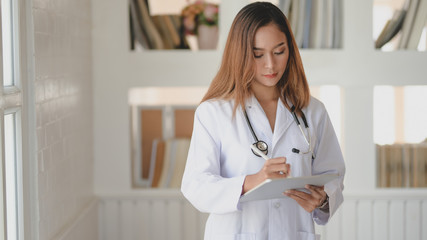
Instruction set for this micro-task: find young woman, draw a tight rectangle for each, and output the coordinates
[181,2,345,239]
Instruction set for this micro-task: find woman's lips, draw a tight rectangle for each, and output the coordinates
[263,73,278,78]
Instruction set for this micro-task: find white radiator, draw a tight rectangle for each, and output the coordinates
[98,190,427,240]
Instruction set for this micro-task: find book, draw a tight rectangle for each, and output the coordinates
[332,0,343,48]
[384,145,392,187]
[302,0,313,48]
[240,174,340,202]
[375,10,406,49]
[129,0,151,49]
[295,0,307,47]
[279,0,292,19]
[399,0,420,49]
[376,143,427,188]
[407,0,427,49]
[135,0,164,49]
[169,15,190,49]
[322,0,334,48]
[376,144,387,188]
[413,143,427,187]
[391,146,403,187]
[163,15,181,47]
[153,138,191,188]
[169,138,191,188]
[129,5,136,50]
[152,15,175,49]
[157,139,173,187]
[309,0,324,48]
[290,0,300,39]
[402,144,412,188]
[149,139,166,187]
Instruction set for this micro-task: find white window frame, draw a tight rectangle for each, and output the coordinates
[1,0,37,239]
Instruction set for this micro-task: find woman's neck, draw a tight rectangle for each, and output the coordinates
[250,85,280,132]
[251,85,279,104]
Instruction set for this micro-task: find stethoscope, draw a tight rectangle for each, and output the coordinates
[244,105,315,159]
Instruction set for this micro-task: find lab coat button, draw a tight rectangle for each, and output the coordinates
[274,202,281,208]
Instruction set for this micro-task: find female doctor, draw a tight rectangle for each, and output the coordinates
[181,2,345,240]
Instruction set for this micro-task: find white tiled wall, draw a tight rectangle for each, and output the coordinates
[32,0,96,239]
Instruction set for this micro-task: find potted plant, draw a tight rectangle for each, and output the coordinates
[182,1,219,49]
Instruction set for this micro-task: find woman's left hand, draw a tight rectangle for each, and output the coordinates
[284,185,327,213]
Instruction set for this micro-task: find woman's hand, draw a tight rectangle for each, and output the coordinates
[242,157,290,194]
[284,185,327,213]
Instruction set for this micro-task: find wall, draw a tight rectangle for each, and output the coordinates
[32,0,96,239]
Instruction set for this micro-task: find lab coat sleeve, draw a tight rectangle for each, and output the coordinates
[310,102,346,225]
[181,102,246,214]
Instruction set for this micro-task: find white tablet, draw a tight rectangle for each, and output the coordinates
[240,174,340,202]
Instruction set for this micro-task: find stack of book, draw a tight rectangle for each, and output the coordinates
[376,142,427,188]
[148,138,191,188]
[129,0,189,50]
[375,0,427,50]
[278,0,343,49]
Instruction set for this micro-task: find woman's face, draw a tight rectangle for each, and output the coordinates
[252,23,289,89]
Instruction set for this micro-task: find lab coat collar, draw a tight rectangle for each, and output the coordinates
[273,99,294,148]
[245,95,294,151]
[245,95,273,142]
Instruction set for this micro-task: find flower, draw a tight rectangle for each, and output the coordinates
[182,1,219,35]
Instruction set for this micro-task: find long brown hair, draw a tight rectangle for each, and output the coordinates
[202,2,310,116]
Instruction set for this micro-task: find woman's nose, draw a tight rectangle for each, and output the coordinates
[264,54,274,69]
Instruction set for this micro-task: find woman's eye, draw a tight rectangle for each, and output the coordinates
[254,54,263,58]
[274,50,285,55]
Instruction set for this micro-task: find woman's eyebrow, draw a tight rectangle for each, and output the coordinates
[253,42,285,50]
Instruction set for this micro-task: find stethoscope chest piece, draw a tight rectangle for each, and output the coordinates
[244,109,269,158]
[252,141,268,157]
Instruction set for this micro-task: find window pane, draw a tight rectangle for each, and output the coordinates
[4,113,18,239]
[374,86,395,144]
[1,0,14,87]
[310,85,342,143]
[374,85,427,144]
[404,86,427,143]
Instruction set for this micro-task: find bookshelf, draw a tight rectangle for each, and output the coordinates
[92,0,427,194]
[129,0,220,50]
[372,0,427,188]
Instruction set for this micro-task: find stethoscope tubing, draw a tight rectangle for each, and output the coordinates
[244,110,259,142]
[245,105,314,159]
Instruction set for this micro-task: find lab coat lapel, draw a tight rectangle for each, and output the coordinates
[272,99,293,149]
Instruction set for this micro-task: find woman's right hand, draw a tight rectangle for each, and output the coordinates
[242,157,290,194]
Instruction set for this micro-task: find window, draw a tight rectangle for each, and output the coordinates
[374,86,427,144]
[2,0,14,86]
[129,87,205,188]
[374,86,427,188]
[1,0,24,238]
[4,111,23,239]
[311,85,342,143]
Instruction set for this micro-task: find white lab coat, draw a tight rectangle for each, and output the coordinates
[181,95,345,240]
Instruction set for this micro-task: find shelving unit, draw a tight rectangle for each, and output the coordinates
[93,0,427,198]
[129,0,427,191]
